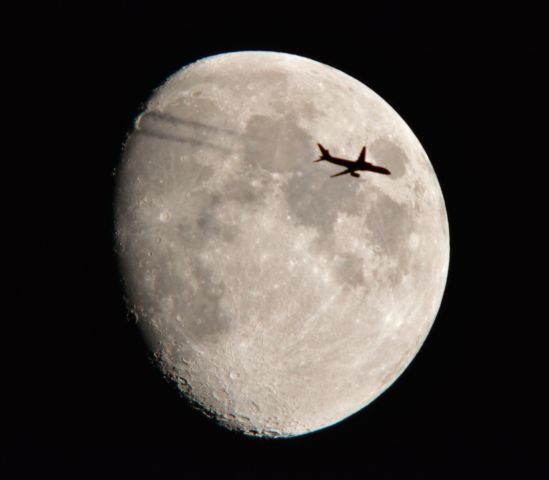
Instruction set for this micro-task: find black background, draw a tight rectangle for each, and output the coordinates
[9,2,544,479]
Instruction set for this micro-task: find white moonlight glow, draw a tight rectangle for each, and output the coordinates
[115,51,449,437]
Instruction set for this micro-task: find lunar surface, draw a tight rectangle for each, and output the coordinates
[114,51,449,437]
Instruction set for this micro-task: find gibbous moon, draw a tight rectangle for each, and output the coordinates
[115,51,449,437]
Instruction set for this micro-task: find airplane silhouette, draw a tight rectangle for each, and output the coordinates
[314,144,391,178]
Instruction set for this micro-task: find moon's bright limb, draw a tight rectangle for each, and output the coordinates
[115,51,449,437]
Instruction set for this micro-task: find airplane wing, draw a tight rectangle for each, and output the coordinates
[357,146,366,163]
[330,169,351,178]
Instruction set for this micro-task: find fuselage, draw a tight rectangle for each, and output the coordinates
[324,156,391,175]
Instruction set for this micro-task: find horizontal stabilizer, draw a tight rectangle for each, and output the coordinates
[316,143,331,161]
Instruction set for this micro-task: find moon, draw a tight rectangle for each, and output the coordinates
[114,51,449,437]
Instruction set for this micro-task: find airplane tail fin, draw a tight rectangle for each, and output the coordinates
[315,143,330,162]
[357,146,367,164]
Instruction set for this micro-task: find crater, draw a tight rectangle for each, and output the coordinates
[159,209,172,222]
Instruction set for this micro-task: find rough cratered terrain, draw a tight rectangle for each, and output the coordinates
[115,51,449,437]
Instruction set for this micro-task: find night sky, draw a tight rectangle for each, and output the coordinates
[9,2,543,479]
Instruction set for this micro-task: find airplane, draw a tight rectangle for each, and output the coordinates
[314,143,391,178]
